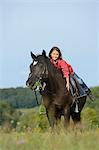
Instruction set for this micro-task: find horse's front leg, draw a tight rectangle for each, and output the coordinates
[46,104,56,129]
[42,96,56,128]
[63,107,71,128]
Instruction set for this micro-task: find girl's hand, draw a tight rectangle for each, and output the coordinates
[66,83,70,91]
[66,77,70,92]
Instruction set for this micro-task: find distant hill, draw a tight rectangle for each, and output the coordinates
[0,87,41,108]
[0,86,99,109]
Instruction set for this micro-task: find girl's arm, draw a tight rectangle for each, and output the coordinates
[66,76,70,91]
[59,60,70,91]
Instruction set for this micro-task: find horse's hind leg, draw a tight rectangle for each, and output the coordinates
[71,112,82,129]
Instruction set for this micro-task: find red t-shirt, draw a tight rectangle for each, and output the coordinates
[50,58,74,78]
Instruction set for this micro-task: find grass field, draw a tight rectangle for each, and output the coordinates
[0,127,99,150]
[0,105,99,150]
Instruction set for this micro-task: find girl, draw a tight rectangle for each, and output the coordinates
[49,46,91,98]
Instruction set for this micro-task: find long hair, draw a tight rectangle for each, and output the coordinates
[49,46,62,59]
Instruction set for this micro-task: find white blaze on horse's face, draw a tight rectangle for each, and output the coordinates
[33,61,38,66]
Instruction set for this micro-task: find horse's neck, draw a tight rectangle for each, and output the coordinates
[46,59,60,76]
[46,59,65,91]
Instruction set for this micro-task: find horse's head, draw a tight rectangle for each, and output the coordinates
[26,50,48,89]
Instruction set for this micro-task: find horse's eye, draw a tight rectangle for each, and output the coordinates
[33,61,38,66]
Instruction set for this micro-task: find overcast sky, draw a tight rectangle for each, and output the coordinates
[0,0,98,88]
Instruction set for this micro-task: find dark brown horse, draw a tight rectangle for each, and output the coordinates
[26,50,86,128]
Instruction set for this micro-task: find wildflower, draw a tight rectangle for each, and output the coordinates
[17,138,25,145]
[17,122,20,125]
[11,120,14,124]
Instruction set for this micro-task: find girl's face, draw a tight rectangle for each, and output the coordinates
[50,50,59,61]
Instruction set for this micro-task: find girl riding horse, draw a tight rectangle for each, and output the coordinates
[49,46,92,99]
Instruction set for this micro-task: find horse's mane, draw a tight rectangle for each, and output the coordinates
[45,57,65,81]
[37,54,64,81]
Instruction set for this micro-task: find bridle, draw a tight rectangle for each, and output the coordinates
[31,60,49,105]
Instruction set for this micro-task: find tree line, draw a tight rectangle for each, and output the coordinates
[0,87,41,108]
[0,86,99,109]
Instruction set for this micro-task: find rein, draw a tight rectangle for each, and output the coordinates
[34,90,40,105]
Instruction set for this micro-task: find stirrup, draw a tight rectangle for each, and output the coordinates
[76,94,87,99]
[72,92,79,99]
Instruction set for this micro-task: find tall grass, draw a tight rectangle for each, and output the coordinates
[0,127,99,150]
[0,106,99,150]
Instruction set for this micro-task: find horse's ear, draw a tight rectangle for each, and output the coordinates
[30,52,37,60]
[42,50,47,58]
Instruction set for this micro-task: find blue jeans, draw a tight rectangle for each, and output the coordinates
[70,72,90,97]
[73,72,90,92]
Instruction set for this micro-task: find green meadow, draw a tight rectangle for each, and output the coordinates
[0,106,99,150]
[0,127,99,150]
[0,86,99,150]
